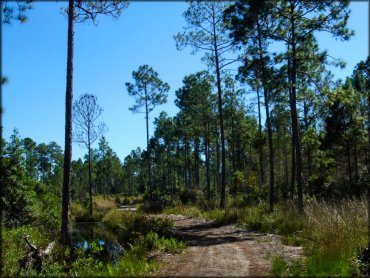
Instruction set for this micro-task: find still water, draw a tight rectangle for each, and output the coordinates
[70,222,124,264]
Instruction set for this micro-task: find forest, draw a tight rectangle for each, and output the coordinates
[1,0,370,277]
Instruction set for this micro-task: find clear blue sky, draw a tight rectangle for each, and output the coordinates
[2,1,368,161]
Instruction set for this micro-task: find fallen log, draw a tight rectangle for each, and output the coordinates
[18,235,55,274]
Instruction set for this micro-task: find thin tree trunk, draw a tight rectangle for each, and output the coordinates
[194,138,200,190]
[88,143,93,215]
[61,0,74,247]
[304,102,313,195]
[353,141,359,182]
[231,109,237,195]
[257,22,274,212]
[288,56,296,198]
[256,81,265,186]
[283,128,289,200]
[208,6,226,208]
[214,53,226,208]
[145,97,152,197]
[205,121,211,200]
[185,138,190,191]
[215,118,220,194]
[291,29,304,212]
[346,140,352,184]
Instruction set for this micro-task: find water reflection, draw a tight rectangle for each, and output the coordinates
[70,222,124,265]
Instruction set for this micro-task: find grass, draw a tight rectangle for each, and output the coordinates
[272,256,288,277]
[163,204,203,218]
[93,195,119,210]
[72,194,121,222]
[302,197,367,276]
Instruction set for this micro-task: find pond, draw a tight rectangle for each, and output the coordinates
[70,222,124,265]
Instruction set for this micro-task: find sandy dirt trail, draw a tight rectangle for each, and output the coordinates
[152,215,302,277]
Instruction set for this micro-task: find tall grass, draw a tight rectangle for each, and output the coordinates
[303,197,367,276]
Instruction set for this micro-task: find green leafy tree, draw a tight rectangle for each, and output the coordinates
[352,56,370,271]
[353,58,370,176]
[175,71,215,197]
[22,137,38,180]
[321,79,366,195]
[123,148,144,195]
[125,65,169,198]
[153,112,178,194]
[95,136,123,195]
[1,130,31,227]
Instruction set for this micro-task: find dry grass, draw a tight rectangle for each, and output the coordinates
[302,197,368,276]
[305,197,367,252]
[92,195,118,211]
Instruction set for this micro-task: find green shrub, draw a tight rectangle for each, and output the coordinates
[179,189,202,205]
[102,210,174,245]
[144,231,185,253]
[74,211,104,222]
[29,190,61,236]
[141,192,172,213]
[3,226,53,276]
[156,237,186,253]
[106,244,157,276]
[70,242,107,276]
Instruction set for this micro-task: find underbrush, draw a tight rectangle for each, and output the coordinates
[4,208,184,277]
[2,225,54,276]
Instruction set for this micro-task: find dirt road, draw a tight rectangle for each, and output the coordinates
[152,215,302,277]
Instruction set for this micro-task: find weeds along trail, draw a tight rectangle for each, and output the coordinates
[151,214,303,277]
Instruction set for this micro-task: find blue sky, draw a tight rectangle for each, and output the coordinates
[2,1,369,161]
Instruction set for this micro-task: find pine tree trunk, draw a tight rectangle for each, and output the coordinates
[291,39,304,211]
[205,121,211,200]
[257,22,274,212]
[61,0,74,247]
[215,119,220,193]
[185,137,190,191]
[145,97,152,198]
[353,141,359,182]
[346,140,352,184]
[194,138,200,190]
[88,144,93,215]
[303,102,313,195]
[231,113,237,195]
[214,48,226,209]
[288,66,296,198]
[283,128,289,200]
[256,82,265,186]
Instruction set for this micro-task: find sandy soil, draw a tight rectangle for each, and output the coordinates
[151,214,303,277]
